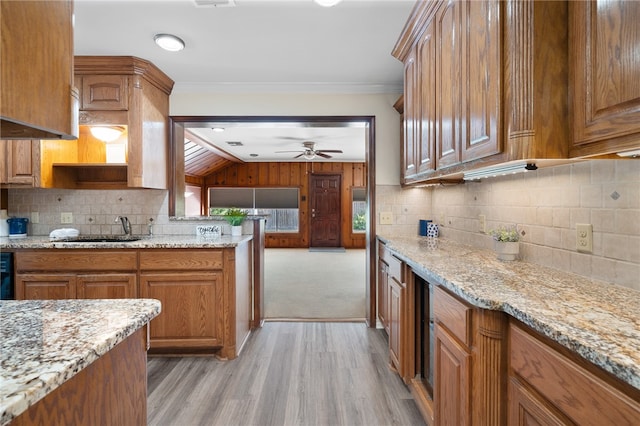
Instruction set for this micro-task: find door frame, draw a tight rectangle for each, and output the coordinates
[169,115,377,327]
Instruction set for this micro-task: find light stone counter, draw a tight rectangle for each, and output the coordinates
[378,235,640,391]
[0,298,161,425]
[0,234,252,250]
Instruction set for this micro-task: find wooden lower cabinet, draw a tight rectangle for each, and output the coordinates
[139,245,253,358]
[434,325,471,426]
[15,251,138,300]
[388,276,404,372]
[140,271,223,350]
[509,321,640,425]
[17,274,77,300]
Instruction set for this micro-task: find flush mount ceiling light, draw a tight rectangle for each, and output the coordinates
[314,0,342,7]
[154,33,185,52]
[463,163,538,181]
[303,150,316,160]
[90,126,125,143]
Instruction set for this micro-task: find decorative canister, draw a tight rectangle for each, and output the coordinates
[419,219,432,236]
[427,222,439,238]
[7,217,29,238]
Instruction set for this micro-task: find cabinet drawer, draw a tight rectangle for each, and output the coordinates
[387,255,404,283]
[139,250,223,271]
[433,286,471,346]
[510,322,640,425]
[16,251,137,272]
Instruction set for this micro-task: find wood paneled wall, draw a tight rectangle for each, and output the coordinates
[204,162,367,249]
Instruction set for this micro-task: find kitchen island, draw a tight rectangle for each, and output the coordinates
[0,298,161,426]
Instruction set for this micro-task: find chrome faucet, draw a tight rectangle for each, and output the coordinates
[115,216,132,235]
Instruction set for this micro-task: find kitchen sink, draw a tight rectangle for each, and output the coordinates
[56,236,142,243]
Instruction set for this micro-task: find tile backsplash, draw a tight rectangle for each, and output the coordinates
[377,160,640,291]
[5,188,240,236]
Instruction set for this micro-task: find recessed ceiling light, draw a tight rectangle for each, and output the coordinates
[314,0,342,7]
[250,153,258,157]
[154,33,185,52]
[226,141,243,146]
[212,127,225,133]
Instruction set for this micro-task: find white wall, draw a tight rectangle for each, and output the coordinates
[169,92,402,185]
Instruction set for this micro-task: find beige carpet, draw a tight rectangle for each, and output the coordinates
[264,248,366,320]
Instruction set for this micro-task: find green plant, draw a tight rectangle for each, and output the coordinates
[490,225,519,242]
[223,208,248,226]
[353,212,366,231]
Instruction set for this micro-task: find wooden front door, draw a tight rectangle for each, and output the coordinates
[310,173,341,247]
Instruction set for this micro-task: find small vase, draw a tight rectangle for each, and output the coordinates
[494,241,519,261]
[231,225,242,236]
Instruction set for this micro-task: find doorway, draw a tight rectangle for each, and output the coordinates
[169,115,378,326]
[310,173,341,248]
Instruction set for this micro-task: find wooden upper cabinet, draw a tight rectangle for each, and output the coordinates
[80,75,130,111]
[402,46,419,180]
[393,0,570,185]
[0,1,77,140]
[569,0,640,157]
[0,140,40,186]
[46,56,175,190]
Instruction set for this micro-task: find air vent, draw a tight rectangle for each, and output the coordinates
[226,141,243,146]
[194,0,236,7]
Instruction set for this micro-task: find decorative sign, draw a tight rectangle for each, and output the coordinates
[196,225,221,239]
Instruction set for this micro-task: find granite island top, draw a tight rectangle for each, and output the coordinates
[0,298,161,426]
[0,234,252,250]
[377,235,640,391]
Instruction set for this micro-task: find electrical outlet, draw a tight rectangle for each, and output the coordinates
[380,212,393,225]
[439,213,445,225]
[31,212,39,224]
[479,214,486,233]
[576,223,593,253]
[61,212,73,224]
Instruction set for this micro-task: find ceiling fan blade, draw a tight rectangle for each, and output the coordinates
[294,153,305,158]
[316,149,343,153]
[316,152,332,159]
[275,150,304,153]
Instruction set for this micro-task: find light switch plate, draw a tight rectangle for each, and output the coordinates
[576,223,593,253]
[380,212,393,225]
[479,214,486,233]
[31,212,39,224]
[61,212,73,224]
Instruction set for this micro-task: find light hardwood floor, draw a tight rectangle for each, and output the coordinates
[147,322,426,426]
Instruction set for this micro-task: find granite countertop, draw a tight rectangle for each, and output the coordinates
[0,234,253,250]
[377,234,640,391]
[0,298,161,426]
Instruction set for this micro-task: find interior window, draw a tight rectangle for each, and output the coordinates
[209,187,300,233]
[352,187,366,233]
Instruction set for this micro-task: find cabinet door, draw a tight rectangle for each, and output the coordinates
[16,274,77,299]
[388,276,404,372]
[402,45,419,181]
[434,326,471,426]
[377,258,389,332]
[435,0,463,170]
[140,272,223,349]
[0,140,38,185]
[77,274,137,299]
[508,377,572,426]
[417,17,436,175]
[570,0,640,157]
[461,0,501,162]
[81,75,129,111]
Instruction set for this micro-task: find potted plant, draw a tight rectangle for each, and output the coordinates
[489,225,520,261]
[224,208,248,236]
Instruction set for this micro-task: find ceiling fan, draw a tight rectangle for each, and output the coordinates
[276,141,343,160]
